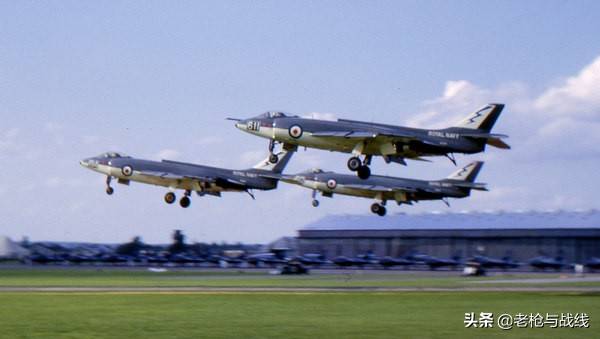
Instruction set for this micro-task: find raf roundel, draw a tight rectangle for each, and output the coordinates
[122,165,133,176]
[326,179,337,189]
[288,124,303,139]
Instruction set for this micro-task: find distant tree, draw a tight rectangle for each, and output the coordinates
[116,236,144,256]
[169,230,187,254]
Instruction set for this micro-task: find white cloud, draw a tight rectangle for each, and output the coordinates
[405,80,493,128]
[534,56,600,119]
[402,56,600,160]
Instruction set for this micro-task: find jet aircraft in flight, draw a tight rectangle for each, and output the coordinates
[269,161,486,216]
[230,104,508,179]
[80,146,295,208]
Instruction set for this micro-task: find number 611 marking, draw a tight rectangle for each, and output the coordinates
[247,121,260,131]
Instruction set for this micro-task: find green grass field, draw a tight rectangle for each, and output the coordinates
[0,268,598,338]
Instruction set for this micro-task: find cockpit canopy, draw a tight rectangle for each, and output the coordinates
[98,152,129,159]
[301,168,326,175]
[256,111,297,119]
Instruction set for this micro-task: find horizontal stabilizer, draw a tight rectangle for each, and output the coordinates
[452,182,488,191]
[487,137,511,149]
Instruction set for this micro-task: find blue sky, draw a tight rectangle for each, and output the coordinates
[1,1,600,243]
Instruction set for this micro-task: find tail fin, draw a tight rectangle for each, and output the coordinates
[453,103,505,132]
[446,161,483,182]
[252,145,297,173]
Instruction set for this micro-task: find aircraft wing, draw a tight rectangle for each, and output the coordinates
[343,184,418,193]
[311,131,378,138]
[136,170,217,183]
[310,128,451,150]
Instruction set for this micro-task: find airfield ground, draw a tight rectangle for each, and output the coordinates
[0,267,598,338]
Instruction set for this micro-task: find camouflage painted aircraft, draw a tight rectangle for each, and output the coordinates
[79,146,296,208]
[229,104,509,179]
[267,161,486,216]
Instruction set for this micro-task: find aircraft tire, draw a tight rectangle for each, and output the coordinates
[357,165,371,179]
[180,196,191,208]
[164,192,176,204]
[269,153,279,164]
[312,199,320,207]
[370,203,381,214]
[106,187,114,195]
[347,157,361,171]
[377,206,387,217]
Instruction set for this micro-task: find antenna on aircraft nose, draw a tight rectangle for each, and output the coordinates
[226,117,242,121]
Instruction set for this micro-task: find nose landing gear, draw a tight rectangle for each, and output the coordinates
[105,176,114,195]
[268,139,279,164]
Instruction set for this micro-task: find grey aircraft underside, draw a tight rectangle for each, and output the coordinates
[79,146,296,208]
[229,103,509,179]
[266,161,486,216]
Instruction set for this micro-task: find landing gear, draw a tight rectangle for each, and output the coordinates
[105,176,114,195]
[347,157,361,171]
[370,203,386,216]
[357,166,371,180]
[311,189,320,207]
[268,139,279,164]
[164,192,176,204]
[179,190,191,208]
[348,155,372,179]
[180,196,191,208]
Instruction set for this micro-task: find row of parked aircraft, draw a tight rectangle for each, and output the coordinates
[26,251,600,272]
[81,104,509,215]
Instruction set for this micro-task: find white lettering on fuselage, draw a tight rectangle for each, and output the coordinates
[233,171,258,178]
[428,131,459,139]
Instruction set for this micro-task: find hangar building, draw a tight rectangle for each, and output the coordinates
[296,210,600,263]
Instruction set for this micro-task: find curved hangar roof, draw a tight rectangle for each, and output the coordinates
[302,210,600,231]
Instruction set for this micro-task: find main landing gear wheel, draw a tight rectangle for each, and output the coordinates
[106,187,114,195]
[347,157,362,171]
[269,153,279,164]
[370,203,386,216]
[180,196,191,208]
[164,192,176,204]
[357,166,371,180]
[312,199,320,207]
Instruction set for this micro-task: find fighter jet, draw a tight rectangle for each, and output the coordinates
[528,255,570,271]
[79,146,295,208]
[469,255,521,270]
[406,253,463,270]
[230,104,509,179]
[270,161,486,216]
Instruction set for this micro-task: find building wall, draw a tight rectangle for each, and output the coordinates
[297,229,600,263]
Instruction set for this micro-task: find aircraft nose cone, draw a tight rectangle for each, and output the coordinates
[79,159,87,167]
